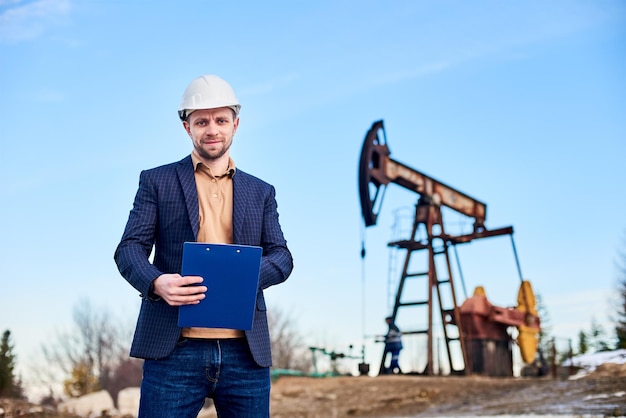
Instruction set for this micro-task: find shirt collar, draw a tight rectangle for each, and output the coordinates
[191,151,236,178]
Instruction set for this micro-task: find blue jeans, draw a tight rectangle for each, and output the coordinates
[139,338,270,418]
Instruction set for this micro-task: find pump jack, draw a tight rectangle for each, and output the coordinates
[359,120,537,376]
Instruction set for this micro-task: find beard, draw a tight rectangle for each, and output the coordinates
[194,137,232,161]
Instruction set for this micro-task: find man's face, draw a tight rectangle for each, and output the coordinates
[183,108,239,162]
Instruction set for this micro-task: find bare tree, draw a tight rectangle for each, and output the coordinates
[106,357,143,405]
[268,306,310,372]
[39,299,140,402]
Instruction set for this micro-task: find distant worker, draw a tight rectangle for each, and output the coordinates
[383,316,403,374]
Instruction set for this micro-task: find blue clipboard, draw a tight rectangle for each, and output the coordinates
[178,242,262,330]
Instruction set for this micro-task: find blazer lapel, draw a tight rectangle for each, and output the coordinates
[177,155,199,240]
[232,171,245,243]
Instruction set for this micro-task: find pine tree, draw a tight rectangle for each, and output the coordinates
[577,330,589,355]
[0,329,18,397]
[589,317,610,352]
[616,279,626,349]
[535,294,552,356]
[615,234,626,349]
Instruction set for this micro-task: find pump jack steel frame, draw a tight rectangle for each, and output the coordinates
[359,120,515,375]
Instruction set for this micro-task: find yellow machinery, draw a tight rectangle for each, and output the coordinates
[516,280,540,364]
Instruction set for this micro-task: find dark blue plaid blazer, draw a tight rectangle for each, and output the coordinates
[114,155,293,367]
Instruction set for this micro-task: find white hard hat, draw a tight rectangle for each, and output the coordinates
[178,75,241,121]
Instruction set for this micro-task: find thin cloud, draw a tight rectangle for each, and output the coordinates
[0,0,23,7]
[239,73,302,97]
[0,0,71,44]
[360,2,622,94]
[548,287,615,339]
[362,61,455,89]
[549,288,612,309]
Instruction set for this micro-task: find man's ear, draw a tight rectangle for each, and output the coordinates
[233,117,240,134]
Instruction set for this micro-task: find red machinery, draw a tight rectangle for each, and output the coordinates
[458,281,541,376]
[358,120,540,376]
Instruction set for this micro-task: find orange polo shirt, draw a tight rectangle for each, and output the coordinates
[181,151,245,339]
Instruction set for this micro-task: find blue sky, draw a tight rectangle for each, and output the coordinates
[1,0,625,393]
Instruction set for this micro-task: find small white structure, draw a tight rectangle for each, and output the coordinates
[117,387,141,417]
[58,390,114,417]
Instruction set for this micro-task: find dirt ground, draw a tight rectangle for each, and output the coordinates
[267,363,626,417]
[2,364,624,417]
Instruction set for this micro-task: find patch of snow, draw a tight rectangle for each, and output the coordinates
[561,348,626,378]
[583,391,625,401]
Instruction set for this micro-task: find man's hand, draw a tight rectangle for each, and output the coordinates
[152,273,207,306]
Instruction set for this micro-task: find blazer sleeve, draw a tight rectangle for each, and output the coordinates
[114,169,163,298]
[258,184,293,290]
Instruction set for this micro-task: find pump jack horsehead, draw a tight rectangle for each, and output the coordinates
[358,120,541,376]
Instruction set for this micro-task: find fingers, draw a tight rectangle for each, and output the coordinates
[180,274,205,286]
[168,290,206,306]
[153,274,208,306]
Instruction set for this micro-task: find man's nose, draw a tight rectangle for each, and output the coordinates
[206,121,220,134]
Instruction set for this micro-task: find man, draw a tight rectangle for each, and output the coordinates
[383,316,403,374]
[114,75,293,417]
